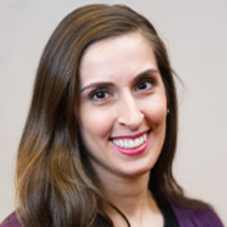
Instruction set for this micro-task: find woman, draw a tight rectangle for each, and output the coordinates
[1,4,224,227]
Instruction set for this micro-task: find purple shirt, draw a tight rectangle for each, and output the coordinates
[1,205,225,227]
[171,203,225,227]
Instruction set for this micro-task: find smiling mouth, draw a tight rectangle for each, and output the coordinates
[112,133,148,149]
[110,129,151,149]
[110,130,151,156]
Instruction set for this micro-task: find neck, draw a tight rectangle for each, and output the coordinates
[101,172,150,212]
[96,171,163,227]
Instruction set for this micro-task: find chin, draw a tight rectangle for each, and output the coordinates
[118,162,155,179]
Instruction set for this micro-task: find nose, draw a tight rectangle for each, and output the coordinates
[117,92,144,130]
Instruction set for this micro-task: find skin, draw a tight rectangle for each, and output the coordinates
[78,32,168,227]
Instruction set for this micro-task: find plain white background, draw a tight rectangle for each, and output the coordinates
[0,0,226,225]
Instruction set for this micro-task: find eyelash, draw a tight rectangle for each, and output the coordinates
[135,78,156,91]
[88,78,156,102]
[88,89,111,102]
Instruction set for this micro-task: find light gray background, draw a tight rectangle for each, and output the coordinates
[0,0,226,225]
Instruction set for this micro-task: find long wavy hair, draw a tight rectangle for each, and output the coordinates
[15,4,198,227]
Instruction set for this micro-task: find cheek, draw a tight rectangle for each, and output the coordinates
[152,104,167,123]
[79,105,114,138]
[142,96,167,125]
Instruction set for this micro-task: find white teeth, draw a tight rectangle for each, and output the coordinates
[112,133,148,149]
[135,138,140,146]
[125,141,129,148]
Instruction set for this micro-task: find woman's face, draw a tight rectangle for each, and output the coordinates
[78,32,167,179]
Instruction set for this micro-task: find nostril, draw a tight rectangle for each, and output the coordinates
[118,110,144,129]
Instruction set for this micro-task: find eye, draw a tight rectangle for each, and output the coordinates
[135,78,156,91]
[89,89,111,102]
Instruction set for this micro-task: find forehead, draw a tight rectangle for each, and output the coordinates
[79,32,158,85]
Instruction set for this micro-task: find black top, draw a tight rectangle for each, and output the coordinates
[152,189,180,227]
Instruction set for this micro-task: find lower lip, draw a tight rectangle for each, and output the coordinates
[111,133,150,156]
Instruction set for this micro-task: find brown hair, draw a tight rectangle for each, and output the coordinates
[15,4,200,227]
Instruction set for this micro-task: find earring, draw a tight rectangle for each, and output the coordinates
[167,108,170,114]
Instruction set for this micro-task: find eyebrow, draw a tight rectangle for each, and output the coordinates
[134,69,159,83]
[80,69,159,92]
[80,82,114,92]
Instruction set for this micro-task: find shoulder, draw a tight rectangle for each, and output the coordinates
[0,213,22,227]
[170,202,224,227]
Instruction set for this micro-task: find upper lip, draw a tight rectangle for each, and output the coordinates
[110,129,151,140]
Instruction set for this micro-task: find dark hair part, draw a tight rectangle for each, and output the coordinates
[15,4,205,227]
